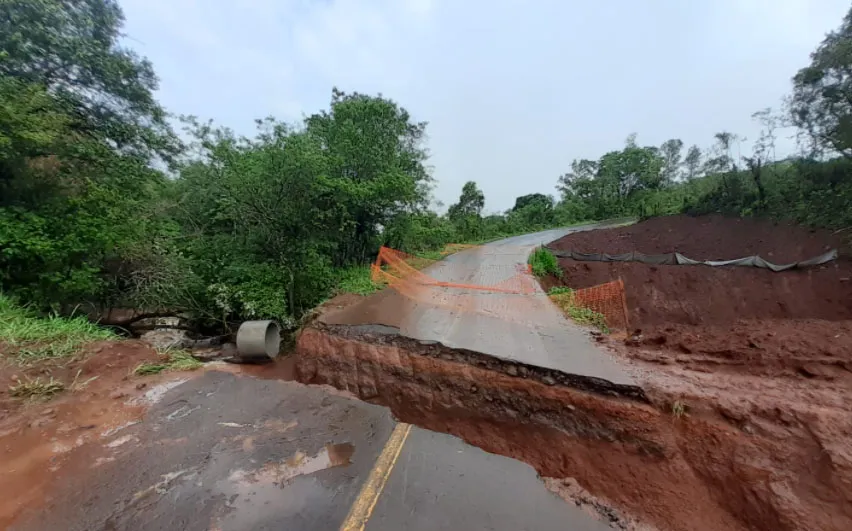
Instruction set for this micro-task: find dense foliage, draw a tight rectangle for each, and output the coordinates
[2,0,851,330]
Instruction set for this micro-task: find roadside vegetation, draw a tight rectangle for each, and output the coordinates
[2,0,852,336]
[547,287,610,334]
[0,294,115,365]
[529,247,562,278]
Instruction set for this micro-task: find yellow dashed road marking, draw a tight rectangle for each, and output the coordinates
[340,422,411,531]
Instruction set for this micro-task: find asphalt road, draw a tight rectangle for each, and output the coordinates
[11,370,611,530]
[399,225,635,386]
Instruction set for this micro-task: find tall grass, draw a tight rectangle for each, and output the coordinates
[528,247,562,278]
[0,294,115,363]
[334,265,382,296]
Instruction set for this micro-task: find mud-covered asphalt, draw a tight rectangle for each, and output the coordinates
[11,370,610,530]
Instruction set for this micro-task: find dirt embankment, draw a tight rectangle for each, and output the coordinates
[538,214,852,530]
[548,215,852,380]
[551,214,845,261]
[296,323,852,531]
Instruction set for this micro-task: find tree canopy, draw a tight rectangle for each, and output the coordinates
[2,0,851,330]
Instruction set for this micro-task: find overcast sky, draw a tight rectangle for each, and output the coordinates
[120,0,850,212]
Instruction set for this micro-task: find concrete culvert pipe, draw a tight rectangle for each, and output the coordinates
[236,320,281,360]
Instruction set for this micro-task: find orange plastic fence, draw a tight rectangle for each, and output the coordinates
[371,246,537,294]
[371,246,630,330]
[570,279,630,331]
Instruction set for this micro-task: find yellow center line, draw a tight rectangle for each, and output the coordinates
[340,422,412,531]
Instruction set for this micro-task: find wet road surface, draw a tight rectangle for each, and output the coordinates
[399,226,635,386]
[368,426,608,531]
[11,370,610,530]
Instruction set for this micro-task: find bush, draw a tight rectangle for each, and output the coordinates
[528,247,562,278]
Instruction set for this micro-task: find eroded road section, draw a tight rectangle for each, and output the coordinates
[9,370,610,531]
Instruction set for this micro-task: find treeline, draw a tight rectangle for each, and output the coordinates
[0,0,576,328]
[2,0,852,330]
[555,8,852,230]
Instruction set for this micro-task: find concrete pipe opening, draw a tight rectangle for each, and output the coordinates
[236,320,281,360]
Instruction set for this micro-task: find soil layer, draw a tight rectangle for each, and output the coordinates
[542,214,852,530]
[296,326,852,531]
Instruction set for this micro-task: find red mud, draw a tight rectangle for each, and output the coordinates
[0,340,184,528]
[296,326,852,531]
[542,214,852,530]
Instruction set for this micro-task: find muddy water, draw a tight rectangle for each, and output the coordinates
[225,443,355,488]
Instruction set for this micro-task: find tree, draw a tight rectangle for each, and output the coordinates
[556,159,598,199]
[512,193,554,212]
[684,145,702,180]
[704,132,740,175]
[0,0,179,160]
[743,108,781,206]
[305,88,431,264]
[447,181,485,240]
[790,6,852,158]
[448,181,485,220]
[660,138,684,183]
[597,145,664,201]
[0,1,176,309]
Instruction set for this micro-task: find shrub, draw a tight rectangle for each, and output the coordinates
[528,247,562,278]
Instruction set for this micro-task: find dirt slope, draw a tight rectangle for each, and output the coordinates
[550,214,844,261]
[538,214,852,531]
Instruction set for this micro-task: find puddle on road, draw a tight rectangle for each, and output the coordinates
[213,443,354,530]
[228,443,355,486]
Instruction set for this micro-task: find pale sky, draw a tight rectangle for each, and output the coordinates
[119,0,850,212]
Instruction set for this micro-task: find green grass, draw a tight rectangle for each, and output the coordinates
[547,286,573,296]
[333,244,475,297]
[0,294,115,364]
[133,348,203,376]
[528,247,562,278]
[334,265,382,296]
[548,290,610,334]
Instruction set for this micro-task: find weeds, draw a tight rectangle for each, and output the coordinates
[334,266,381,296]
[69,369,99,391]
[549,291,610,333]
[528,247,562,278]
[0,294,115,364]
[9,376,65,400]
[547,286,573,296]
[334,243,474,297]
[133,348,203,376]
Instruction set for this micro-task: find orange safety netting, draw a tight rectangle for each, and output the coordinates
[370,246,630,330]
[371,246,537,294]
[569,279,630,331]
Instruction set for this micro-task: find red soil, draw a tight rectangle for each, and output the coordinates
[0,341,178,528]
[552,214,845,262]
[294,214,852,531]
[297,326,852,531]
[542,215,852,530]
